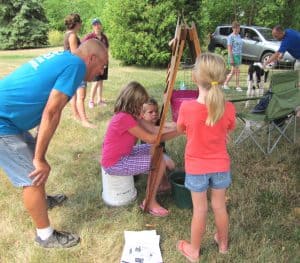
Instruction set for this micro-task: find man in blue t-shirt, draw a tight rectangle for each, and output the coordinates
[264,25,300,71]
[0,39,108,248]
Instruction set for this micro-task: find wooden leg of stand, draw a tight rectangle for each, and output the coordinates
[144,146,163,212]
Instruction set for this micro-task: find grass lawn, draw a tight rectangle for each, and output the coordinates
[0,47,299,263]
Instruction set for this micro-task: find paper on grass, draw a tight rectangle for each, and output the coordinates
[120,230,163,263]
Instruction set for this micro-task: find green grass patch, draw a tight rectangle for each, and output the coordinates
[0,47,299,262]
[0,55,36,60]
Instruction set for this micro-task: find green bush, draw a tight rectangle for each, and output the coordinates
[102,0,201,66]
[43,0,107,34]
[48,30,64,47]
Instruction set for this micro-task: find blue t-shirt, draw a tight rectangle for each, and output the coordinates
[278,29,300,59]
[227,33,243,55]
[0,51,86,135]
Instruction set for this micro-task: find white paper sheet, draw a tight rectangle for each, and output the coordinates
[120,230,163,263]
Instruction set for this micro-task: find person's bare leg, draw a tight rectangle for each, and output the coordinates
[224,67,234,86]
[23,184,49,228]
[177,191,207,260]
[158,173,171,192]
[97,81,105,105]
[89,82,99,107]
[211,188,229,253]
[236,67,240,88]
[158,154,174,192]
[76,87,95,128]
[70,95,80,121]
[190,191,207,252]
[23,184,80,248]
[144,159,167,210]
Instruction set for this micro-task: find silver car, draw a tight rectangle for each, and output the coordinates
[211,25,295,66]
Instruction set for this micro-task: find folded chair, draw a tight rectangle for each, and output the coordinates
[234,71,300,154]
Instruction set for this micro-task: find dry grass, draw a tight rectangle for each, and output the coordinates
[0,48,299,263]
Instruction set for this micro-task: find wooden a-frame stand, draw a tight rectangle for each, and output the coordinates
[143,18,201,212]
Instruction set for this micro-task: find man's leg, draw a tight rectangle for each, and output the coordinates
[23,184,49,228]
[0,133,80,248]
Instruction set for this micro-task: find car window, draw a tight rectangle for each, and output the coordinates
[256,28,276,41]
[219,27,232,36]
[243,28,259,40]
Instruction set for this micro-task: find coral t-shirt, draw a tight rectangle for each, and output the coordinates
[177,100,236,174]
[101,112,138,167]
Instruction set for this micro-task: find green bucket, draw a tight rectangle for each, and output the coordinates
[170,170,193,209]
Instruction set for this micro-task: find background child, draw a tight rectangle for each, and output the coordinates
[140,98,176,191]
[141,98,176,169]
[82,18,109,108]
[223,21,243,92]
[176,53,236,262]
[101,81,178,217]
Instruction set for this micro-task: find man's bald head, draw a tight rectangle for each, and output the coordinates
[74,39,108,82]
[272,25,285,41]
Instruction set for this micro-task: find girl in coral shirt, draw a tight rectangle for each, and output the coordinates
[176,53,236,262]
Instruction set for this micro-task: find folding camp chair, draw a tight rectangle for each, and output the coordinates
[234,71,300,154]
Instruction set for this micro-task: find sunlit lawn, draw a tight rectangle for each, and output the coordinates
[0,47,299,263]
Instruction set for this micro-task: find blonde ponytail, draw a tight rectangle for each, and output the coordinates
[205,83,225,126]
[192,53,227,126]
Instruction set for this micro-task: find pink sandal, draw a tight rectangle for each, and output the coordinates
[139,202,169,217]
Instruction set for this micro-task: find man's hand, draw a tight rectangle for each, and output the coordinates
[29,159,51,186]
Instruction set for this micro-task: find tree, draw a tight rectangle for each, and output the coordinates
[0,0,48,50]
[43,0,106,33]
[101,0,201,66]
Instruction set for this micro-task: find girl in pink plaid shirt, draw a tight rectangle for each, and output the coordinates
[101,81,178,217]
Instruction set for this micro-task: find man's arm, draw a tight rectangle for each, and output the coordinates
[264,51,283,66]
[29,89,69,186]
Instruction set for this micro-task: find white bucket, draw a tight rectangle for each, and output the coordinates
[101,167,137,206]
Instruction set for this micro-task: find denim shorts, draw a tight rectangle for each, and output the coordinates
[0,132,35,187]
[79,80,87,88]
[185,171,232,192]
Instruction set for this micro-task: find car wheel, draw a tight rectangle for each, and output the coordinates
[261,52,276,68]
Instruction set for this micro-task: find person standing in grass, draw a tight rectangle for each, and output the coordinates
[176,53,236,262]
[101,82,178,217]
[64,13,96,128]
[82,18,109,108]
[0,39,108,248]
[264,25,300,90]
[223,21,243,92]
[264,25,300,70]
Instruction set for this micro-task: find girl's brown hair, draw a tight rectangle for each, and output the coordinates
[192,53,227,126]
[64,13,82,30]
[114,81,149,117]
